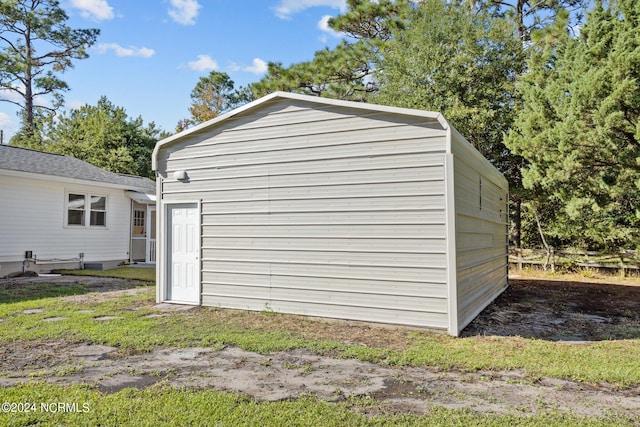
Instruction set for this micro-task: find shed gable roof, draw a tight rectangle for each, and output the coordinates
[0,145,155,192]
[152,91,449,171]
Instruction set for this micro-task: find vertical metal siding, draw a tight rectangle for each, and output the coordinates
[452,134,509,332]
[159,99,451,329]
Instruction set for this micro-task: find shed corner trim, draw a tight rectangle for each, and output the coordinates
[444,132,459,336]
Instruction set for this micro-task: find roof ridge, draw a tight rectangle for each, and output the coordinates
[0,144,67,158]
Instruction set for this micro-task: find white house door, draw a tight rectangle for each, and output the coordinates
[167,204,200,304]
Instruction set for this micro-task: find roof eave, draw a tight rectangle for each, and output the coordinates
[0,168,155,192]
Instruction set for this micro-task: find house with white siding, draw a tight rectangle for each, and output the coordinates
[0,145,156,276]
[152,92,509,336]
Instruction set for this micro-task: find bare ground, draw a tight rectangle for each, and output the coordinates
[1,275,640,419]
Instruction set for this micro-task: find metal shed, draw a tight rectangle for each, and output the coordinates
[152,92,508,336]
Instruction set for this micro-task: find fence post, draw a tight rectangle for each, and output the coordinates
[550,247,555,272]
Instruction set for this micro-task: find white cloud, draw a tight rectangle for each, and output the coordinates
[0,112,13,128]
[274,0,346,19]
[70,0,114,21]
[66,99,85,110]
[0,87,23,104]
[168,0,202,25]
[188,54,218,71]
[243,58,268,75]
[95,43,155,58]
[318,15,341,38]
[227,62,241,72]
[0,111,17,143]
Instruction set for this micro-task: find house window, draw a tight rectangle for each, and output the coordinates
[90,196,107,226]
[67,194,86,226]
[133,210,145,236]
[67,193,107,227]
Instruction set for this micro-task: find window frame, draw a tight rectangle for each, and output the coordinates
[66,193,86,226]
[133,209,146,236]
[65,191,108,229]
[89,195,107,227]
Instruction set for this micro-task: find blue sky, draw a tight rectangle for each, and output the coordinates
[0,0,348,141]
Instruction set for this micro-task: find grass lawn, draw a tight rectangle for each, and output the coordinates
[0,268,638,426]
[1,383,630,427]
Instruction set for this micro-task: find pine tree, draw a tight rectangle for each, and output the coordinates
[506,1,640,249]
[376,0,524,185]
[0,0,99,137]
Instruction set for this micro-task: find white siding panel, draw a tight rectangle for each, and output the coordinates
[168,167,445,192]
[171,126,445,159]
[164,180,443,199]
[176,195,446,213]
[202,237,447,253]
[203,261,447,283]
[203,224,445,238]
[202,248,446,268]
[202,272,448,299]
[203,210,445,225]
[269,300,449,328]
[160,98,451,328]
[452,134,509,333]
[163,138,442,173]
[0,174,131,264]
[163,152,444,179]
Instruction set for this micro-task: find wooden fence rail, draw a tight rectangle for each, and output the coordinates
[509,248,640,277]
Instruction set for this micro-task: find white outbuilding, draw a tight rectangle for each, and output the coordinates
[152,92,508,336]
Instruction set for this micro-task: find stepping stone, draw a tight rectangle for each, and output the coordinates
[0,319,4,322]
[143,313,167,319]
[94,316,122,321]
[43,317,67,322]
[70,344,117,358]
[153,303,196,312]
[23,309,44,314]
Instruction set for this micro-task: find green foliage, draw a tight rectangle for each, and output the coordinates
[481,0,589,41]
[506,0,640,250]
[13,96,163,178]
[250,40,378,101]
[249,0,411,101]
[328,0,409,41]
[0,0,99,133]
[376,0,525,180]
[185,71,248,127]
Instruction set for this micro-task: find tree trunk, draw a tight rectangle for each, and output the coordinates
[514,198,522,248]
[24,22,34,132]
[533,205,551,271]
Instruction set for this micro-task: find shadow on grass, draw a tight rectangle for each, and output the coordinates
[0,271,154,305]
[0,281,88,304]
[463,278,640,341]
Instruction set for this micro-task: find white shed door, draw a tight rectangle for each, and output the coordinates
[167,204,200,304]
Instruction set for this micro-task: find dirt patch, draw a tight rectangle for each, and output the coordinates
[464,277,640,341]
[0,341,638,418]
[1,275,640,419]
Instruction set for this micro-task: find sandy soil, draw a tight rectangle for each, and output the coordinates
[1,275,639,418]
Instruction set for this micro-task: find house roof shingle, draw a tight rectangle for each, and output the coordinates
[0,144,155,192]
